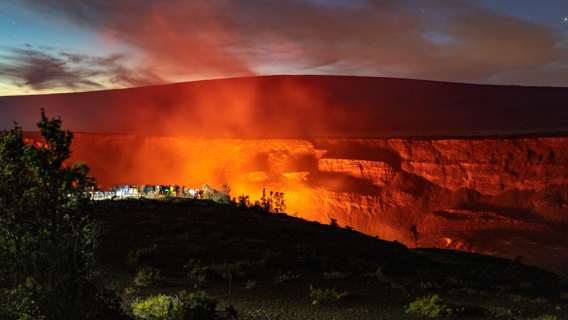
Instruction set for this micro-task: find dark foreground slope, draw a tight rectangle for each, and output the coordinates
[94,198,568,320]
[2,75,568,138]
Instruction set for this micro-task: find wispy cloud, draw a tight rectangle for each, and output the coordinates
[5,0,568,92]
[0,47,101,91]
[0,46,164,92]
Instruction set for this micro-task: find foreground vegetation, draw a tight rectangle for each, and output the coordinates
[0,111,125,319]
[93,197,568,319]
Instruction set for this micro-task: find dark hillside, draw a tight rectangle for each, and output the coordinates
[94,198,568,319]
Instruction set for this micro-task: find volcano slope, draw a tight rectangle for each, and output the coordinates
[95,197,568,320]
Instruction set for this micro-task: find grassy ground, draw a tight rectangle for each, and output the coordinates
[93,197,568,319]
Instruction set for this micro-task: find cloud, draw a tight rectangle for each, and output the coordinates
[0,48,102,90]
[10,0,568,88]
[0,47,165,91]
[410,0,568,84]
[91,54,166,87]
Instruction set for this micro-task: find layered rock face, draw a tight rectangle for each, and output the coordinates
[26,132,568,273]
[315,138,568,194]
[318,159,396,187]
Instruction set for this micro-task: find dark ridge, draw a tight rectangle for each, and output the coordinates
[92,198,568,318]
[1,75,568,139]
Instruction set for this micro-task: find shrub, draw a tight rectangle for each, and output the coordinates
[245,280,257,289]
[210,190,231,204]
[123,286,139,295]
[486,307,523,318]
[0,111,123,319]
[406,295,461,318]
[185,260,209,284]
[134,266,162,286]
[246,309,269,318]
[236,194,251,207]
[166,292,219,320]
[533,315,558,320]
[257,188,286,213]
[132,294,177,319]
[309,285,348,302]
[221,184,231,197]
[275,273,299,283]
[133,292,220,320]
[365,267,391,283]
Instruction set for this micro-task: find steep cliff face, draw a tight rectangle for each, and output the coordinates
[318,159,396,187]
[24,133,568,273]
[311,138,568,272]
[314,138,568,195]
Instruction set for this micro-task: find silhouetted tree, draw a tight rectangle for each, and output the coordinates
[0,110,123,319]
[330,218,339,227]
[221,183,231,197]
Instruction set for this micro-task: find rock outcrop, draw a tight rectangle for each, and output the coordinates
[318,159,396,187]
[23,132,568,273]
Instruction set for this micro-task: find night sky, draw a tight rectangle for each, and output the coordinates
[1,0,568,96]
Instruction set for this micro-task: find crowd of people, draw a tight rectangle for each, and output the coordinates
[88,184,207,200]
[86,184,286,214]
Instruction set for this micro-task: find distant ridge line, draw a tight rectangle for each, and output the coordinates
[2,75,568,138]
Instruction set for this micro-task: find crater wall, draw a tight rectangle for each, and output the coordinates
[26,132,568,273]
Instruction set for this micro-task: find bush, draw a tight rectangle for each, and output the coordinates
[134,266,162,286]
[0,111,123,319]
[406,295,461,318]
[210,190,231,204]
[221,184,231,197]
[309,285,348,302]
[133,292,220,320]
[365,267,391,283]
[132,294,177,319]
[532,315,558,320]
[185,260,209,284]
[167,292,219,320]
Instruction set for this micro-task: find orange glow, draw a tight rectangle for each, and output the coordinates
[112,76,364,139]
[36,133,421,249]
[51,134,399,242]
[19,131,568,273]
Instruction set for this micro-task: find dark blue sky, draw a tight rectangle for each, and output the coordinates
[1,0,567,95]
